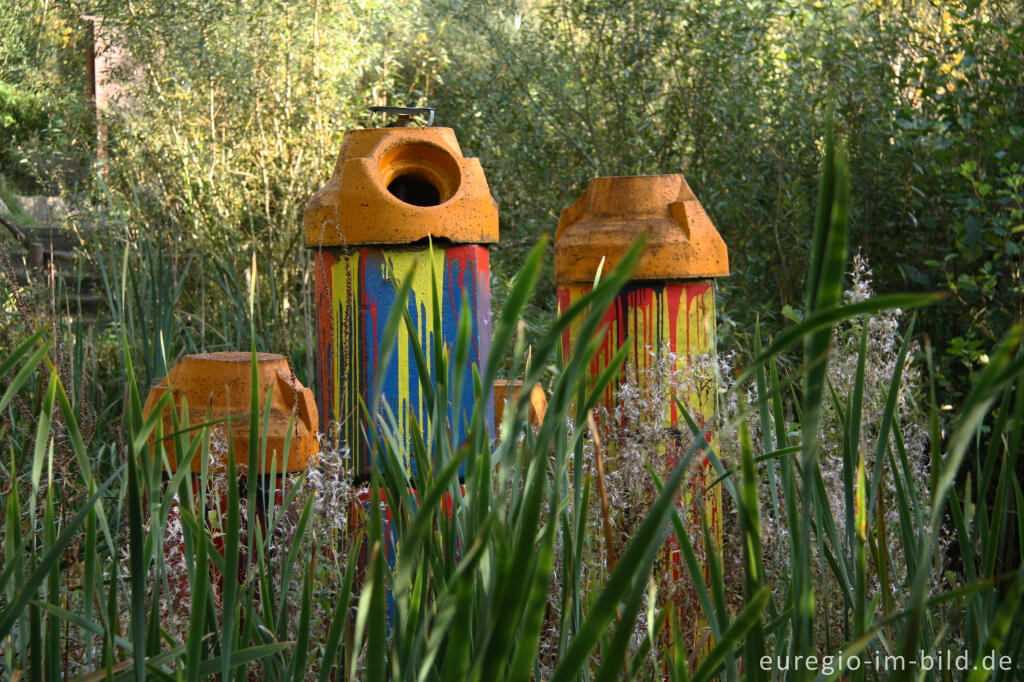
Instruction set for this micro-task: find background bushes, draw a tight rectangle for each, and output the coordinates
[0,0,1021,401]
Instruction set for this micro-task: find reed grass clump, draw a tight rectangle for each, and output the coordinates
[1,135,1022,680]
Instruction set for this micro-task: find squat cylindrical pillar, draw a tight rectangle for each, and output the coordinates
[555,174,728,658]
[142,352,320,591]
[143,352,320,475]
[304,123,498,480]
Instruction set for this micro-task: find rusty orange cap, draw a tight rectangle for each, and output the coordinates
[494,380,548,430]
[554,174,728,283]
[304,127,498,247]
[142,352,319,474]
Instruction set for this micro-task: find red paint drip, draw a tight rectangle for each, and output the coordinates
[685,282,711,359]
[446,245,485,360]
[666,284,684,422]
[603,295,619,410]
[362,253,379,368]
[314,251,337,423]
[557,288,572,357]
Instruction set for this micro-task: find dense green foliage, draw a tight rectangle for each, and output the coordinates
[0,3,90,193]
[1,0,1021,397]
[1,1,1023,678]
[429,1,1024,392]
[0,141,1022,677]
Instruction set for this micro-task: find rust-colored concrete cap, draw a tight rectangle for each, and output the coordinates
[494,380,548,430]
[142,352,319,473]
[554,174,728,283]
[304,127,498,247]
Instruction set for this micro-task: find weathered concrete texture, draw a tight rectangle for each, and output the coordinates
[494,379,548,429]
[555,174,728,283]
[14,195,68,226]
[142,352,319,473]
[304,126,498,248]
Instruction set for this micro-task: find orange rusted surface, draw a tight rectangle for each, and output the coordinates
[142,352,318,473]
[493,380,548,429]
[554,174,728,283]
[304,127,498,247]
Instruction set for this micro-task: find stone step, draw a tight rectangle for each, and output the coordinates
[22,226,81,252]
[64,293,104,312]
[13,195,68,227]
[7,262,101,289]
[4,273,106,318]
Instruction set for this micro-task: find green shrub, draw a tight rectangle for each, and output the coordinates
[1,133,1021,680]
[0,80,47,188]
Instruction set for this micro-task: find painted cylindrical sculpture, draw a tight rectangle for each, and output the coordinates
[554,174,728,656]
[304,124,498,480]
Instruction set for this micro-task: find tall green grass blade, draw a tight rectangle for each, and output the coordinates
[768,353,788,450]
[627,602,664,680]
[793,129,849,680]
[439,574,474,682]
[29,370,56,540]
[125,432,147,682]
[660,481,723,644]
[0,328,46,377]
[690,587,770,682]
[104,561,118,681]
[592,547,662,682]
[2,450,25,652]
[418,518,491,681]
[372,263,417,416]
[1014,479,1024,570]
[550,435,701,682]
[844,320,868,556]
[939,323,1024,522]
[317,533,364,682]
[507,514,557,682]
[0,470,120,640]
[220,432,242,680]
[806,124,837,313]
[288,563,314,682]
[84,478,98,665]
[699,502,736,678]
[44,464,61,682]
[275,494,314,641]
[368,496,388,681]
[36,601,133,653]
[192,642,293,677]
[896,325,1024,679]
[53,373,115,554]
[739,417,766,681]
[754,323,781,529]
[669,614,691,682]
[866,318,915,515]
[0,339,50,415]
[852,454,867,682]
[157,431,203,528]
[448,296,474,439]
[185,509,210,682]
[245,343,263,663]
[736,293,940,388]
[965,569,1024,682]
[480,237,548,392]
[480,398,556,677]
[392,450,463,604]
[30,600,42,682]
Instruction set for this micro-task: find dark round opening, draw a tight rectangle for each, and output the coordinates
[387,174,442,207]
